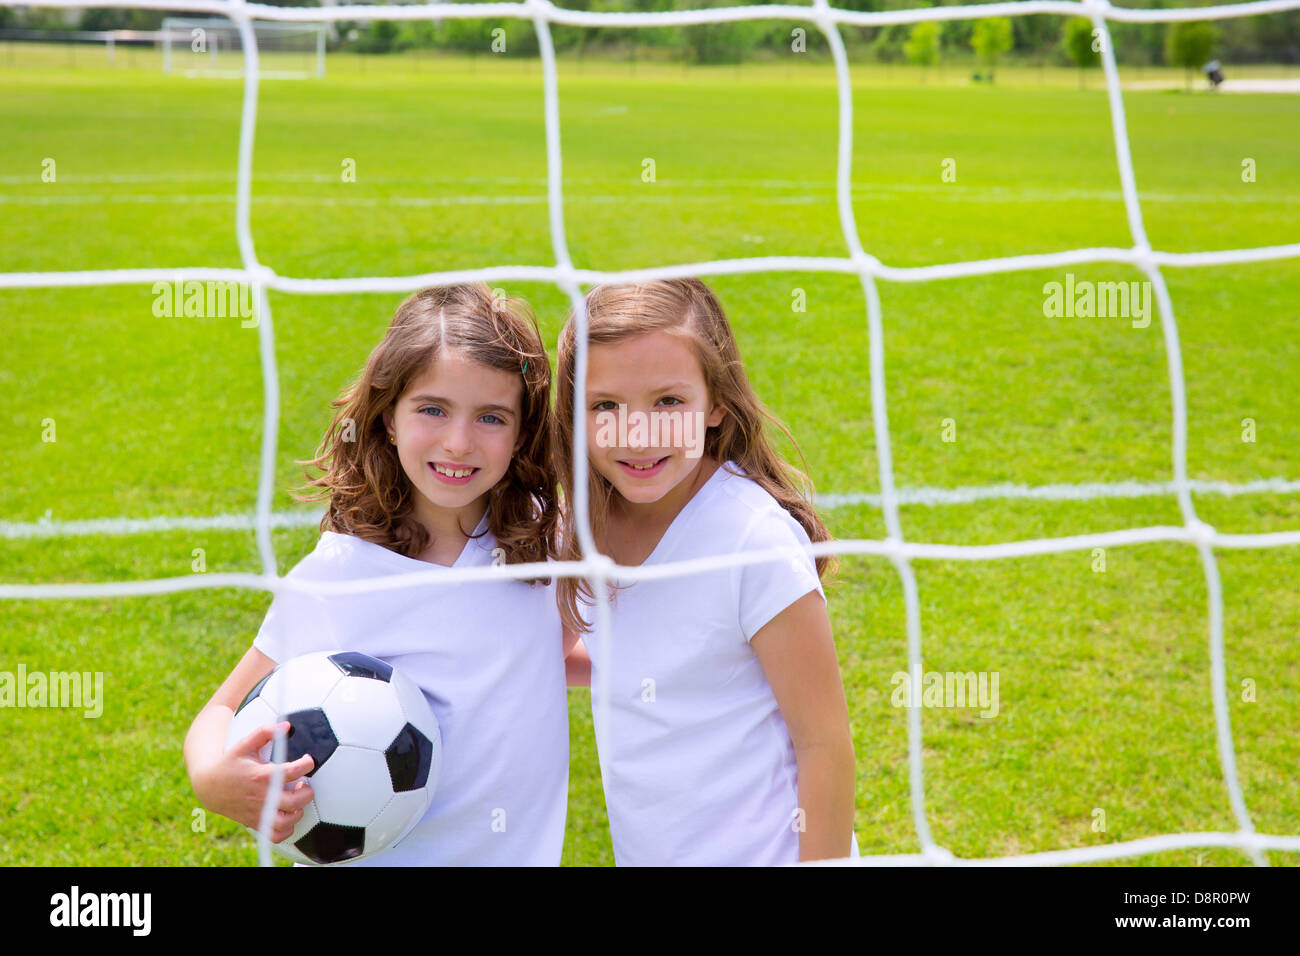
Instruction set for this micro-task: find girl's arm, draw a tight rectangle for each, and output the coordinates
[562,624,591,688]
[751,590,856,862]
[183,646,317,841]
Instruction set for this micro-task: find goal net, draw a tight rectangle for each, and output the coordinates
[161,16,326,79]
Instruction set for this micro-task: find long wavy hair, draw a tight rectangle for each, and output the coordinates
[293,284,558,584]
[555,278,836,632]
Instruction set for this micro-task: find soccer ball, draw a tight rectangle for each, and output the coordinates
[224,650,441,865]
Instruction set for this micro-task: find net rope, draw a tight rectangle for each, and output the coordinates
[4,0,1300,866]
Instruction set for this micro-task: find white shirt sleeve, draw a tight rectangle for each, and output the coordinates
[251,569,340,664]
[733,507,826,643]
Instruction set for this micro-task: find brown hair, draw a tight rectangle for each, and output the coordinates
[555,278,835,632]
[293,284,558,583]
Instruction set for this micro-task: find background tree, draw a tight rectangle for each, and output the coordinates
[1064,17,1100,88]
[971,17,1013,81]
[678,0,767,65]
[868,23,908,63]
[354,19,399,54]
[904,21,941,69]
[1165,21,1219,90]
[78,8,165,30]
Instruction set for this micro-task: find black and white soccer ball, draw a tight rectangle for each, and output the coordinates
[224,650,441,865]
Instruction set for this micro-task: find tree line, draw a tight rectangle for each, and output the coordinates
[6,1,1298,66]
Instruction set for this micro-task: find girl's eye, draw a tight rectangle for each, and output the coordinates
[419,406,444,417]
[481,414,504,425]
[592,401,617,412]
[658,397,682,407]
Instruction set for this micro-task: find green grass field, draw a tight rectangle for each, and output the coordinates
[2,40,1298,866]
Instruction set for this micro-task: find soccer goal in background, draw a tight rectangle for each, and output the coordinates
[160,16,326,79]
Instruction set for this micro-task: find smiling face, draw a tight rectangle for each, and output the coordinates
[585,329,725,513]
[383,348,524,538]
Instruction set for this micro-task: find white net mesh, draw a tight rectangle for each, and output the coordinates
[3,0,1300,867]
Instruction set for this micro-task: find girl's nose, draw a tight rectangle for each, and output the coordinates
[626,406,652,448]
[443,418,474,455]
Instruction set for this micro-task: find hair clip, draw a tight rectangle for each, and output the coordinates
[522,360,528,375]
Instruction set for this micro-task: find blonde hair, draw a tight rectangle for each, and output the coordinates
[555,278,835,632]
[293,284,558,584]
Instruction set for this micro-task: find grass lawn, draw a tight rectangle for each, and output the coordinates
[2,43,1297,865]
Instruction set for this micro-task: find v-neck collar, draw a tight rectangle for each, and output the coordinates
[620,460,734,570]
[336,510,490,573]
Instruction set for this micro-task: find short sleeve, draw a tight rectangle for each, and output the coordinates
[734,508,825,643]
[251,575,340,664]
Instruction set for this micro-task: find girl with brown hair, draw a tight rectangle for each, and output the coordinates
[185,284,569,865]
[555,278,858,865]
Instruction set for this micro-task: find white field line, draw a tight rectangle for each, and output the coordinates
[1124,79,1300,94]
[2,189,1298,207]
[801,830,1300,866]
[3,476,1298,540]
[818,476,1300,509]
[0,173,1297,199]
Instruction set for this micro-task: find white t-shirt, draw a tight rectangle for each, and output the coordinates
[581,460,857,865]
[252,512,568,866]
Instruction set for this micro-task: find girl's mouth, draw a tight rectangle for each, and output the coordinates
[617,455,669,478]
[429,462,479,485]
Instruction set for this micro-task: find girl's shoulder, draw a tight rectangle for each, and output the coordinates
[688,461,810,549]
[708,460,776,511]
[706,460,792,521]
[283,530,399,581]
